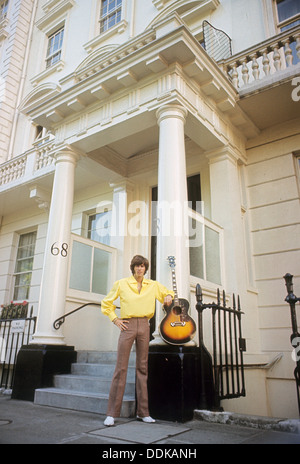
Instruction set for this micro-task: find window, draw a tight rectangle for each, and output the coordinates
[276,0,300,31]
[87,210,112,246]
[13,232,37,301]
[100,0,122,33]
[0,0,8,19]
[68,235,115,296]
[46,27,64,68]
[33,125,50,146]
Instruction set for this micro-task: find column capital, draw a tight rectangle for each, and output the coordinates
[109,179,135,193]
[206,145,246,166]
[52,144,85,166]
[156,104,188,125]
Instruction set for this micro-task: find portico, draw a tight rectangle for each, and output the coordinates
[16,14,250,351]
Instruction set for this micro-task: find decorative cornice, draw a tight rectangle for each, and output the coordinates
[20,14,242,148]
[205,145,246,165]
[36,0,76,31]
[84,20,128,54]
[152,0,170,10]
[78,29,156,83]
[30,61,65,88]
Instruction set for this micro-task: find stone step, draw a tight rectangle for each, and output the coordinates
[71,362,136,382]
[33,351,136,418]
[76,350,136,366]
[54,373,135,396]
[34,388,135,417]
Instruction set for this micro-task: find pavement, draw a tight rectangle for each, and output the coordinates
[0,394,300,449]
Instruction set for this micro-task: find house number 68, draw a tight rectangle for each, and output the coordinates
[51,242,69,257]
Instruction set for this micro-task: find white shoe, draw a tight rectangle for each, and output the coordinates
[137,415,156,423]
[104,416,114,426]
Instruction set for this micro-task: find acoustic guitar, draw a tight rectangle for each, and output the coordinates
[159,256,196,345]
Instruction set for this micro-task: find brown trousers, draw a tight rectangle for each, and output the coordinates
[106,317,150,418]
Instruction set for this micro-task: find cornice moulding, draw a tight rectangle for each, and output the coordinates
[21,21,239,139]
[84,20,128,54]
[36,0,75,31]
[153,0,170,10]
[30,61,65,87]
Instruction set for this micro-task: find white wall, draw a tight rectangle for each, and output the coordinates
[246,119,300,419]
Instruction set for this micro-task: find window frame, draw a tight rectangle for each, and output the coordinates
[13,231,37,302]
[99,0,122,34]
[87,209,112,246]
[45,26,65,69]
[275,0,300,31]
[67,233,117,301]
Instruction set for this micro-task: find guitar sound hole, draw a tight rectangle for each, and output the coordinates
[172,306,182,316]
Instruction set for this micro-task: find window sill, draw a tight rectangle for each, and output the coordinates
[84,20,128,54]
[31,60,65,87]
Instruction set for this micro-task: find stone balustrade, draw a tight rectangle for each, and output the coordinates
[0,138,55,189]
[220,24,300,89]
[0,155,27,186]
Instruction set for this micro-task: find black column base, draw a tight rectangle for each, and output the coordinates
[11,344,77,402]
[148,344,217,422]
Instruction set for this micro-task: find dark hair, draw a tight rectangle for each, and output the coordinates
[130,255,149,275]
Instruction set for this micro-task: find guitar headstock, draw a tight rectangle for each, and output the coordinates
[167,256,176,268]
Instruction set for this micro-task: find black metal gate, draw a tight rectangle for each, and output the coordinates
[195,284,246,409]
[0,305,36,391]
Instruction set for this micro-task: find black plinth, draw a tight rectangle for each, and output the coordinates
[148,344,216,422]
[12,344,77,401]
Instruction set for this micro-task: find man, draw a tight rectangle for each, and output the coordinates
[101,255,174,426]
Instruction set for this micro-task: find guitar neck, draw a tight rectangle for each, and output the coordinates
[171,269,179,305]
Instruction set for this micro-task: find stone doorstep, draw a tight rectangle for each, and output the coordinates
[33,351,136,418]
[34,387,135,418]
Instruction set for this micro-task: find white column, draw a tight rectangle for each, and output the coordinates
[110,180,135,279]
[153,104,191,342]
[31,146,81,345]
[208,148,245,293]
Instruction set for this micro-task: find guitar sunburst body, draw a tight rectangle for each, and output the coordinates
[159,256,196,345]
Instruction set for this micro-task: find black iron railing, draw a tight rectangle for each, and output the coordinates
[203,20,232,62]
[53,303,121,330]
[53,303,102,330]
[195,284,246,409]
[0,307,36,390]
[284,273,300,416]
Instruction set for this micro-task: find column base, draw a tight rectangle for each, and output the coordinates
[11,344,77,402]
[148,344,218,422]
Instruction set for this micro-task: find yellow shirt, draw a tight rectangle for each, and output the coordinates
[101,275,174,321]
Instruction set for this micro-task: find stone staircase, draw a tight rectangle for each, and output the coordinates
[34,351,136,417]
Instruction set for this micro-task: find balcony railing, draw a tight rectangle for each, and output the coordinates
[0,155,27,186]
[219,24,300,90]
[0,137,55,189]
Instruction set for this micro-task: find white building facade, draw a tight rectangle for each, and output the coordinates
[0,0,300,419]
